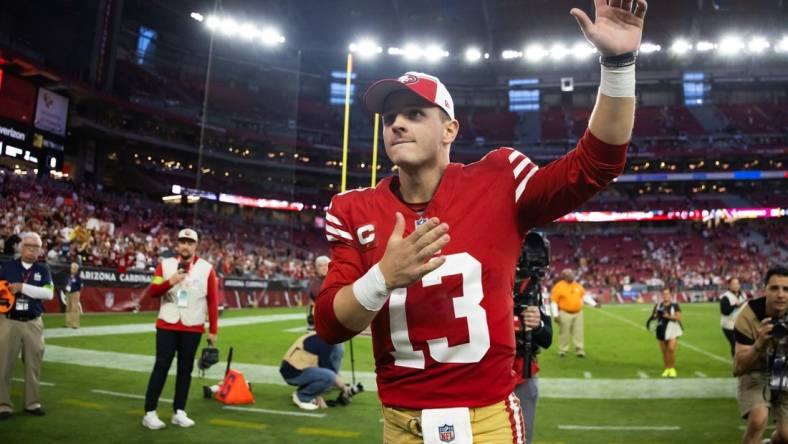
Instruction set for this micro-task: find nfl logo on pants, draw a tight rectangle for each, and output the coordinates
[438,424,455,443]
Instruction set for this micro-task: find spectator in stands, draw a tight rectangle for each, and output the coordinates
[279,331,348,411]
[306,256,329,330]
[2,233,20,256]
[552,269,587,357]
[734,266,788,444]
[720,277,748,356]
[0,232,54,420]
[647,288,683,377]
[64,262,82,329]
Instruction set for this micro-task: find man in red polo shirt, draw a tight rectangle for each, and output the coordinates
[141,228,218,430]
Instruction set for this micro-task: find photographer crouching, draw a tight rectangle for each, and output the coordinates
[280,331,360,410]
[734,266,788,444]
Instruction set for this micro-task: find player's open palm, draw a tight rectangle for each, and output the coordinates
[571,0,647,57]
[378,212,450,289]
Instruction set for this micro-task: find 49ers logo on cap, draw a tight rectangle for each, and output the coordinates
[399,74,419,85]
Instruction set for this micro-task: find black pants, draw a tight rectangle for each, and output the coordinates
[144,328,202,412]
[723,328,736,357]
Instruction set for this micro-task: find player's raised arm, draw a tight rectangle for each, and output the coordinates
[571,0,647,145]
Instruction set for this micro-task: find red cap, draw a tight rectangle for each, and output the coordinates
[363,71,454,119]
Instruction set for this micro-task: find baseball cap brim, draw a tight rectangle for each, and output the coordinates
[363,79,434,115]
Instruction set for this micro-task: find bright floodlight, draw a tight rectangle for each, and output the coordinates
[260,27,285,45]
[696,41,715,52]
[718,36,744,55]
[202,14,285,46]
[465,47,482,62]
[502,50,522,60]
[349,39,383,57]
[239,23,257,40]
[549,43,570,61]
[190,12,204,22]
[639,42,662,54]
[403,44,422,60]
[748,36,770,53]
[571,42,596,59]
[205,15,220,30]
[670,39,692,55]
[524,44,548,62]
[219,18,238,36]
[424,45,449,62]
[777,36,788,53]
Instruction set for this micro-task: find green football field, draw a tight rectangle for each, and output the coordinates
[4,303,752,443]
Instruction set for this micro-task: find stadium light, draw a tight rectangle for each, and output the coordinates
[524,44,548,63]
[424,45,450,62]
[219,18,238,36]
[718,36,744,55]
[670,39,692,55]
[389,43,448,61]
[465,47,482,63]
[200,14,285,45]
[639,42,662,54]
[777,36,788,53]
[549,43,570,61]
[571,42,596,59]
[402,44,422,60]
[349,39,383,58]
[502,50,522,60]
[696,41,715,52]
[190,12,204,22]
[748,36,770,53]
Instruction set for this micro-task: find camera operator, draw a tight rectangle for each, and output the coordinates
[514,302,552,444]
[721,277,748,357]
[734,266,788,444]
[280,331,350,411]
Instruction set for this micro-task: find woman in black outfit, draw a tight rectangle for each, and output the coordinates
[647,288,683,378]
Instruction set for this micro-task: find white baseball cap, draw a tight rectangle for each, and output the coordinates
[178,228,199,242]
[363,71,455,120]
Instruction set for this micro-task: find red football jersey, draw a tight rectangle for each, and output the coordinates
[316,130,626,409]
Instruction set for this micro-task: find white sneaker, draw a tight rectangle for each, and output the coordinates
[171,409,195,427]
[142,411,166,430]
[291,392,319,411]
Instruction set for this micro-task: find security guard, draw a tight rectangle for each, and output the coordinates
[0,232,54,420]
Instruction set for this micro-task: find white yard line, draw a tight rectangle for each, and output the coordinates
[44,345,737,399]
[45,345,379,391]
[583,372,592,379]
[13,377,54,386]
[695,371,708,378]
[637,371,649,379]
[539,377,734,399]
[595,308,732,365]
[45,313,305,338]
[559,425,680,431]
[92,389,170,403]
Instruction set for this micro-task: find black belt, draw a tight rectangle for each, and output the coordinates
[5,313,41,322]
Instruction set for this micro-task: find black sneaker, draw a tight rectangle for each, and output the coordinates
[0,411,12,420]
[24,407,45,416]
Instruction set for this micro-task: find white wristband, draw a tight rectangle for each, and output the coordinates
[599,64,636,98]
[352,263,390,312]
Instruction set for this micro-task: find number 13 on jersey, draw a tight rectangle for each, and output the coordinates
[389,252,491,369]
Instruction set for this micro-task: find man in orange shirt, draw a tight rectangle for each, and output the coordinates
[551,269,587,357]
